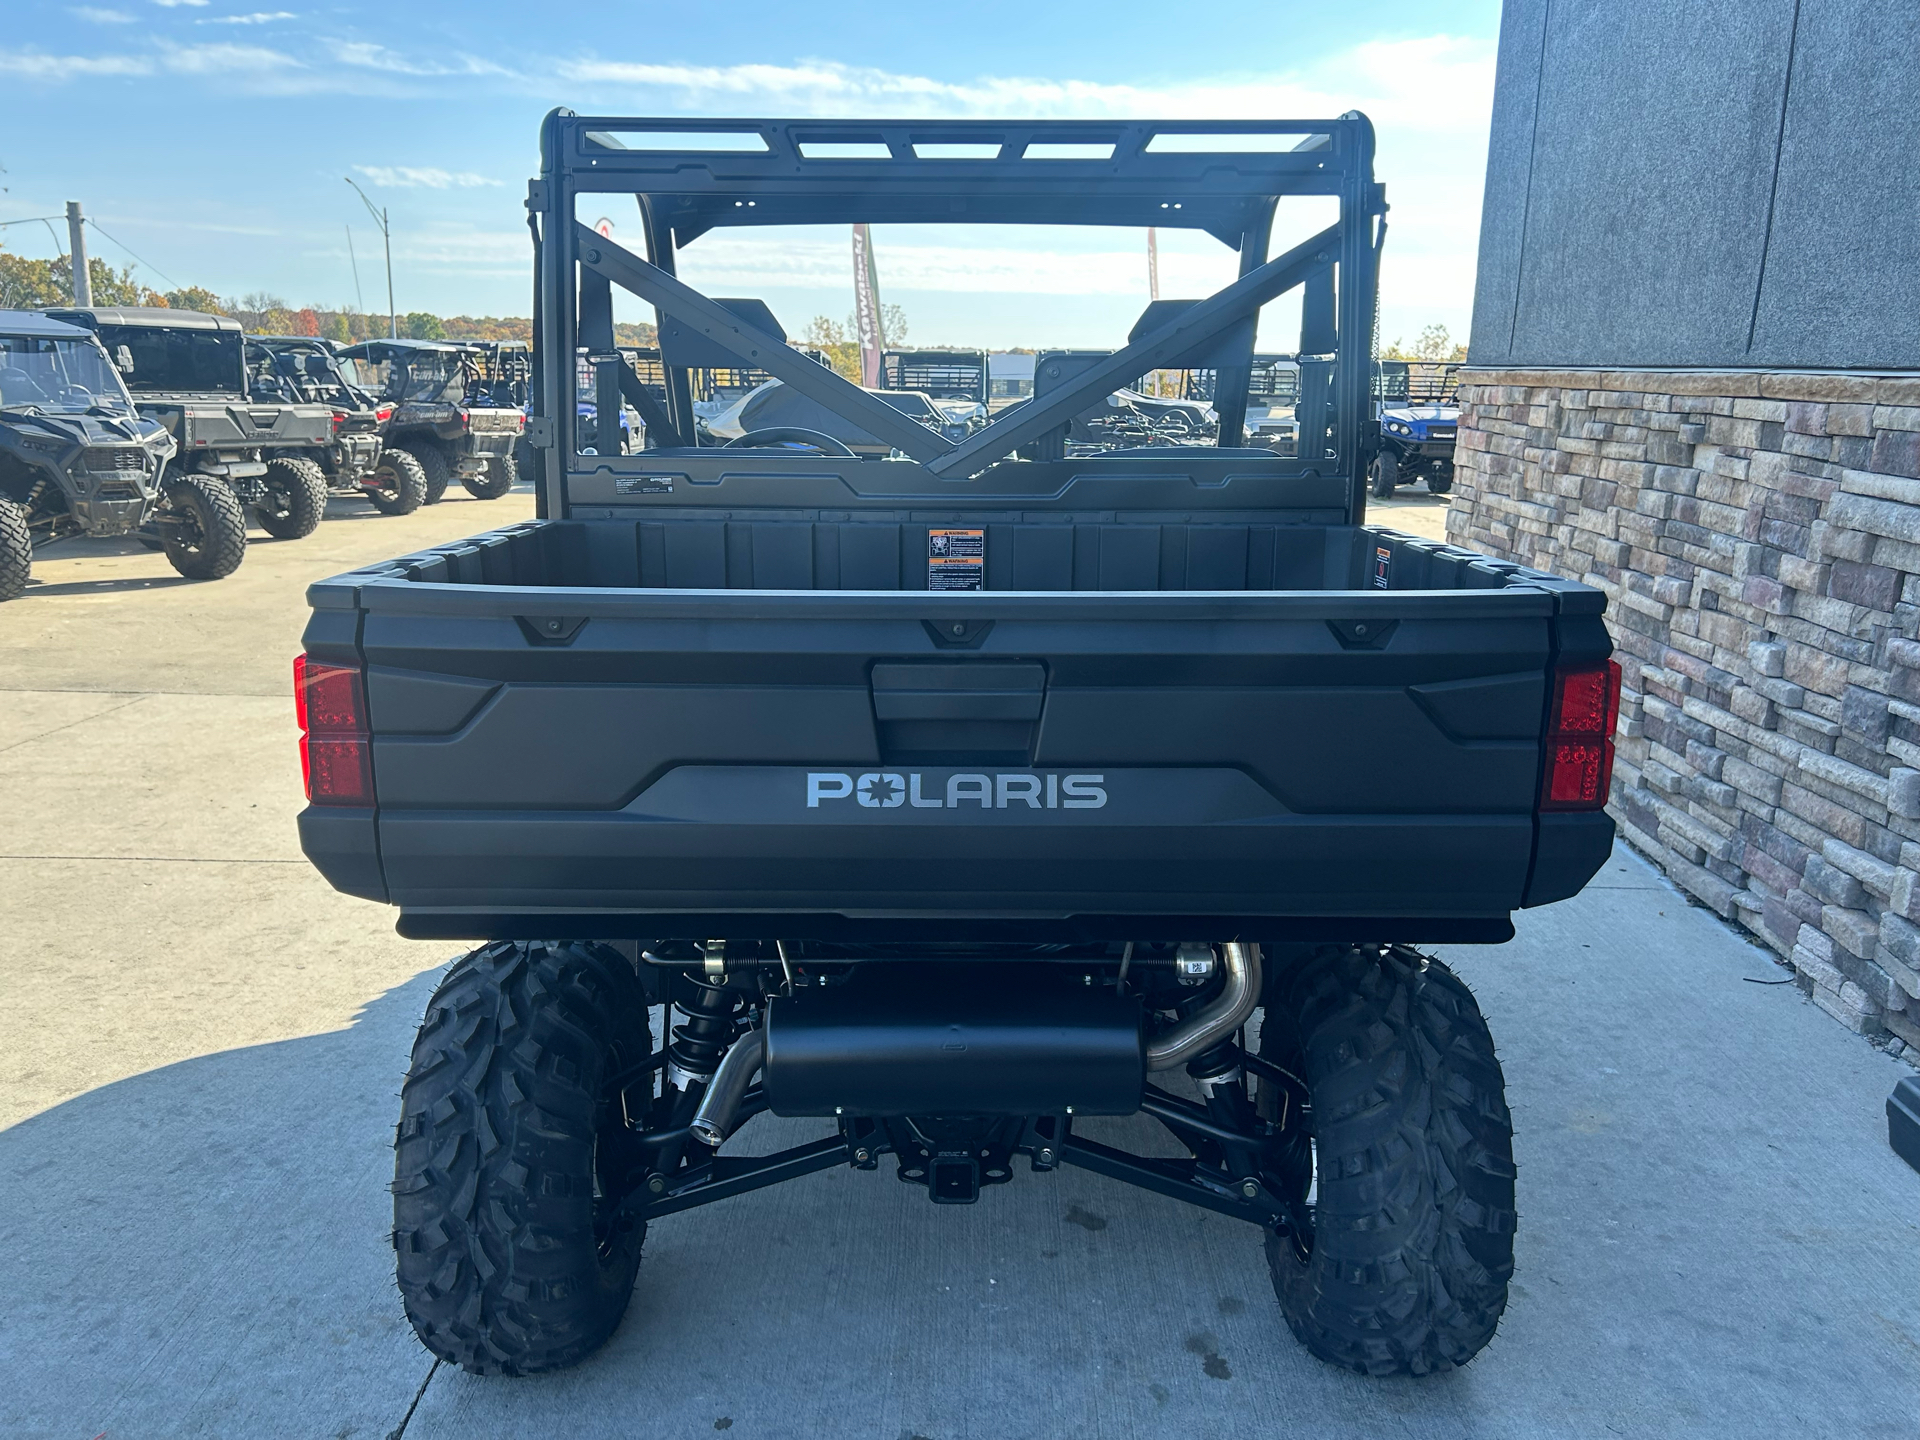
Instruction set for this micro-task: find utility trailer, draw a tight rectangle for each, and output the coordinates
[880,348,989,403]
[297,112,1620,1380]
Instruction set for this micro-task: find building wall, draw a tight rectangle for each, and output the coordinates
[1470,0,1920,372]
[1448,369,1920,1060]
[1457,2,1920,1061]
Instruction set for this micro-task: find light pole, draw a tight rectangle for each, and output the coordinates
[344,177,395,338]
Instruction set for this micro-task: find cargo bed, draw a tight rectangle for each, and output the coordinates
[299,515,1613,941]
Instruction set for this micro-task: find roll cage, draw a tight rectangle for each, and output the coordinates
[526,111,1386,522]
[339,338,483,406]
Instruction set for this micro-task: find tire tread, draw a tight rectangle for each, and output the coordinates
[1264,945,1515,1377]
[0,495,29,600]
[393,940,648,1375]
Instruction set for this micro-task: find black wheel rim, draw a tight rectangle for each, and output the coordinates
[168,492,207,552]
[591,1046,647,1262]
[1259,1053,1317,1262]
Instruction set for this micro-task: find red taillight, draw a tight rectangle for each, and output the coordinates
[330,409,347,434]
[294,652,372,805]
[376,405,393,422]
[1540,658,1621,811]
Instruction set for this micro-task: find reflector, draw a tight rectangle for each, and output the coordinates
[1540,660,1621,811]
[295,653,371,804]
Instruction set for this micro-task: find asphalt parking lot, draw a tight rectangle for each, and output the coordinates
[1,484,1915,1440]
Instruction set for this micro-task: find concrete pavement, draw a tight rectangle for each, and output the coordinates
[1,484,1914,1439]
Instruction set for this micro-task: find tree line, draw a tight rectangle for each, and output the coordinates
[0,242,654,347]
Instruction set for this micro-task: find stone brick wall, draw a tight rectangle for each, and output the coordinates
[1448,367,1920,1063]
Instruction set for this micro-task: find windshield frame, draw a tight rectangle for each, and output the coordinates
[0,333,137,414]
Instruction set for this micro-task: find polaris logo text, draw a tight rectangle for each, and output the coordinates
[807,772,1107,810]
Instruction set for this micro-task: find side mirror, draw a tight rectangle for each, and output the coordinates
[114,345,135,375]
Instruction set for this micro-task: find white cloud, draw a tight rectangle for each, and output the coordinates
[202,11,297,23]
[555,43,1496,342]
[155,40,299,74]
[674,231,1242,299]
[152,0,212,7]
[329,39,508,77]
[71,7,138,22]
[379,227,530,280]
[354,165,503,189]
[0,35,1495,341]
[553,43,1491,128]
[0,50,154,78]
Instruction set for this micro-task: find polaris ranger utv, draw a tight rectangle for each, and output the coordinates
[297,113,1618,1380]
[48,307,335,540]
[336,338,525,503]
[247,336,427,516]
[0,310,244,598]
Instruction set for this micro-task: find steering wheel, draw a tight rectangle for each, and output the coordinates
[723,427,856,456]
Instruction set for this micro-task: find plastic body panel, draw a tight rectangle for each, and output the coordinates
[1891,1076,1920,1175]
[293,517,1616,939]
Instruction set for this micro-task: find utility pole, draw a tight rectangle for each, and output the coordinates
[345,224,364,313]
[66,201,91,306]
[345,177,395,338]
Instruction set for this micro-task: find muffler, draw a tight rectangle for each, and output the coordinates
[762,963,1144,1118]
[690,945,1262,1144]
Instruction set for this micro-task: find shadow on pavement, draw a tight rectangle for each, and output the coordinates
[0,970,442,1440]
[23,575,202,598]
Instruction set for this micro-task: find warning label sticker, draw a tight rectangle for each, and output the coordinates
[1372,545,1392,589]
[928,529,985,591]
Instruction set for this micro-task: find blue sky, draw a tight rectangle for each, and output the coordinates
[1,0,1503,350]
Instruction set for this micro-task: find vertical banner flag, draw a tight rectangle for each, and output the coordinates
[852,222,886,388]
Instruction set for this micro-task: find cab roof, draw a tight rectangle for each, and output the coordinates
[337,338,482,357]
[0,310,94,339]
[46,306,240,333]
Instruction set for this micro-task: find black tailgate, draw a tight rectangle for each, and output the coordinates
[335,583,1564,936]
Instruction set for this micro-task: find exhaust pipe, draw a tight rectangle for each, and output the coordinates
[1145,942,1261,1071]
[689,1027,764,1148]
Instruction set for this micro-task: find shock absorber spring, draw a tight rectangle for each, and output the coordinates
[666,972,738,1094]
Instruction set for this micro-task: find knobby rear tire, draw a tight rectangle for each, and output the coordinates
[1368,453,1399,499]
[157,472,247,580]
[464,451,516,500]
[255,456,329,539]
[405,442,452,504]
[365,448,427,515]
[1259,945,1516,1376]
[0,496,29,600]
[393,940,651,1375]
